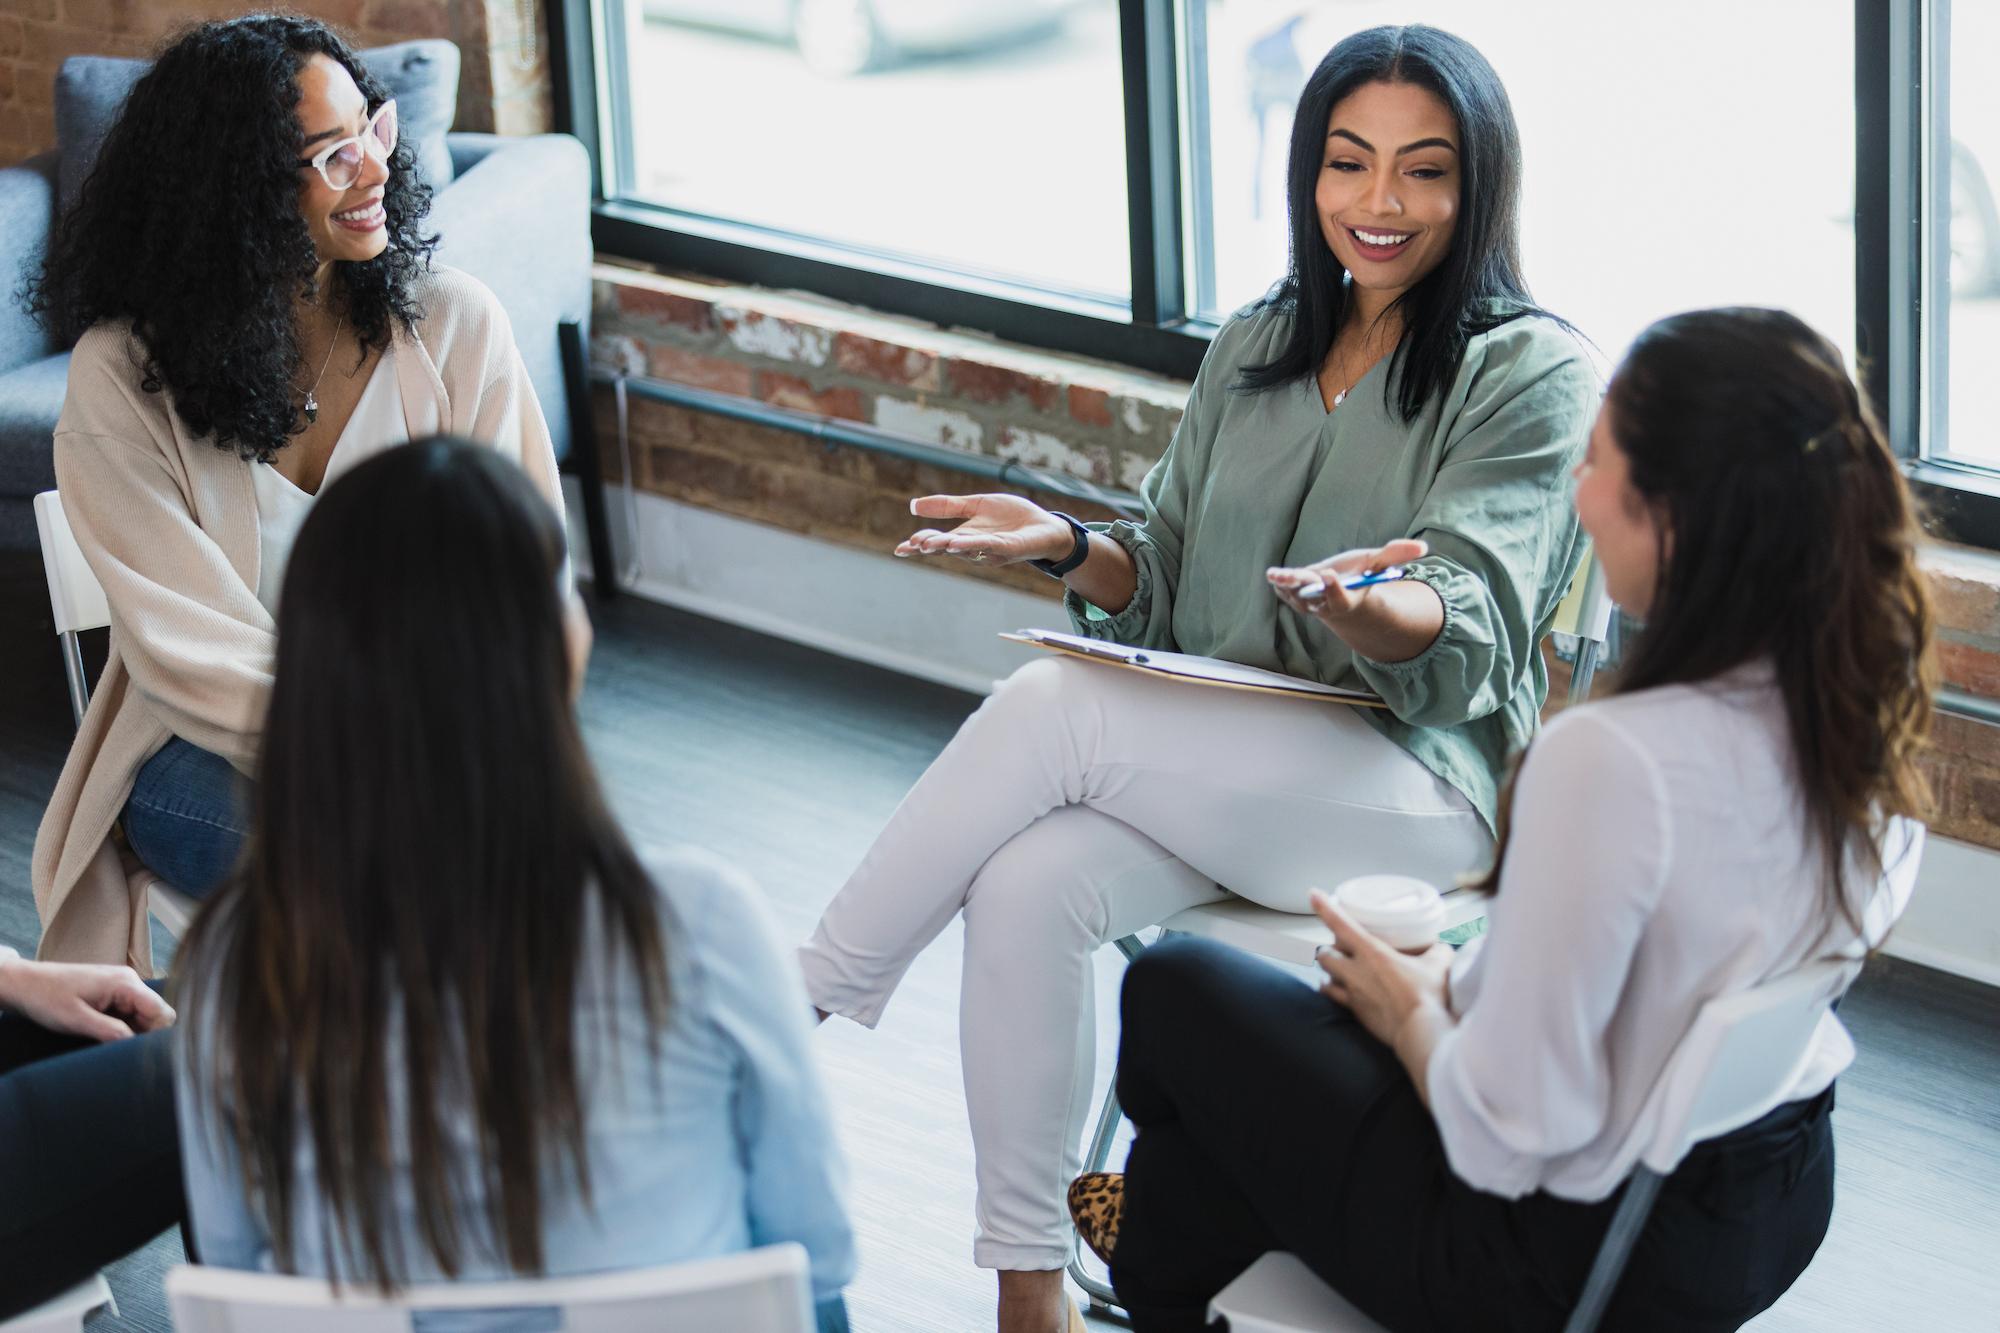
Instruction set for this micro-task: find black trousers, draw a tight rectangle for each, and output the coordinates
[0,988,184,1319]
[1110,937,1835,1333]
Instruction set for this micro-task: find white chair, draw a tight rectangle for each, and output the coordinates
[33,490,199,938]
[165,1243,817,1333]
[0,1275,115,1333]
[1070,556,1618,1310]
[1204,956,1861,1333]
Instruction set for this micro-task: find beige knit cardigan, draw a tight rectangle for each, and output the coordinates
[32,267,563,968]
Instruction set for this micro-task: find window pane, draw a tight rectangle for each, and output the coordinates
[614,0,1129,302]
[1940,0,2000,469]
[1183,2,1855,372]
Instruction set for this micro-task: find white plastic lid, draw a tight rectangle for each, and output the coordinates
[1332,874,1445,942]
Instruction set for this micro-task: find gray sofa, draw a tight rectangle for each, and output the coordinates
[0,39,612,585]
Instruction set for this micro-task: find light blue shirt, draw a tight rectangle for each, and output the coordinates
[176,847,856,1329]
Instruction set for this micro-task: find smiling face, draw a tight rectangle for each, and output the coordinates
[1316,79,1460,304]
[1573,401,1665,617]
[295,53,390,266]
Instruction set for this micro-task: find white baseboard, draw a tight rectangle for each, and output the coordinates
[1886,836,2000,986]
[562,481,2000,989]
[564,482,1061,696]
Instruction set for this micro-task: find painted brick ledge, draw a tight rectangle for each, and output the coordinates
[592,261,1188,497]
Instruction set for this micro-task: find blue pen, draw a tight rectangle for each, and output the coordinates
[1290,565,1407,601]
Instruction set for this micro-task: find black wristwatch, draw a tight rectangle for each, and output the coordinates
[1030,511,1093,579]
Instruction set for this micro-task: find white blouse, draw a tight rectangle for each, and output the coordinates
[251,346,409,616]
[1426,663,1920,1202]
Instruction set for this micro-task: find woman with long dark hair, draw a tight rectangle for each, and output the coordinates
[29,15,560,967]
[1080,308,1934,1331]
[801,26,1596,1331]
[173,438,855,1328]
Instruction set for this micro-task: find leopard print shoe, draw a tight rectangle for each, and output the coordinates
[1067,1171,1124,1265]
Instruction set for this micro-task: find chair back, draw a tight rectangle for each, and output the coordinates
[34,489,108,728]
[1638,818,1923,1171]
[1636,957,1858,1176]
[0,1274,115,1333]
[1550,548,1614,647]
[165,1244,817,1333]
[33,490,108,637]
[1552,550,1615,705]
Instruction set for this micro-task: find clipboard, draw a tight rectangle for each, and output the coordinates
[1002,629,1387,709]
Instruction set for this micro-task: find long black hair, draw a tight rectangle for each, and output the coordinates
[28,14,437,462]
[1477,309,1934,941]
[176,438,669,1286]
[1239,25,1548,420]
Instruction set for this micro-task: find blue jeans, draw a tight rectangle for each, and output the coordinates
[122,738,250,900]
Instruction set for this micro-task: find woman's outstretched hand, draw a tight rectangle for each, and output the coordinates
[1267,538,1429,629]
[0,957,175,1043]
[895,494,1075,567]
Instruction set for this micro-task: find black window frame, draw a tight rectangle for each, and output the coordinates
[552,0,1211,381]
[557,0,2000,551]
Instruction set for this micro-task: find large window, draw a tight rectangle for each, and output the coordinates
[1857,0,2000,546]
[611,0,1131,303]
[558,0,2000,546]
[1934,2,2000,470]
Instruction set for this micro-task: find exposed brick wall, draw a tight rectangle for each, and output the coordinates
[593,267,1189,499]
[588,266,1175,601]
[0,0,552,169]
[1924,544,2000,849]
[587,260,2000,850]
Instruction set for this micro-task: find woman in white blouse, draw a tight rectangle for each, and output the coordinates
[1070,307,1936,1333]
[27,16,558,966]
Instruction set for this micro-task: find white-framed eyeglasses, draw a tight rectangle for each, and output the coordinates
[297,100,398,191]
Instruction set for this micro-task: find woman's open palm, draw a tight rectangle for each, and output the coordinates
[895,494,1074,567]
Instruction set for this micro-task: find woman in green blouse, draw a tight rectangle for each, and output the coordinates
[801,25,1597,1333]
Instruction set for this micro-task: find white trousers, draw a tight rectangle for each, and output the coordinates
[798,655,1491,1270]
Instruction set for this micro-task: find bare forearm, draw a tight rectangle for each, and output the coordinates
[1328,579,1445,664]
[1061,534,1140,616]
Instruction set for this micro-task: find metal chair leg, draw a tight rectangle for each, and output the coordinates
[59,630,90,728]
[1567,636,1602,706]
[1067,933,1150,1314]
[558,320,618,601]
[1562,1167,1662,1333]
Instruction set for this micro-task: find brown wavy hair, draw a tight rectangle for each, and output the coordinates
[1477,308,1934,942]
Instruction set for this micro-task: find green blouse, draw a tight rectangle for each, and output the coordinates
[1064,302,1599,833]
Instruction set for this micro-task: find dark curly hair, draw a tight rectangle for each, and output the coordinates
[28,14,437,462]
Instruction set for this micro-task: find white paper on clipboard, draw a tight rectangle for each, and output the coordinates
[1003,629,1385,706]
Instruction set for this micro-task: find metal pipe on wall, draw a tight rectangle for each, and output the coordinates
[594,371,1146,519]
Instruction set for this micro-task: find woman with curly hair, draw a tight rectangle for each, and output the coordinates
[28,15,561,966]
[1080,308,1935,1331]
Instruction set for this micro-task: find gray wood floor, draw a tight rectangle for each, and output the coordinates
[2,558,1996,1331]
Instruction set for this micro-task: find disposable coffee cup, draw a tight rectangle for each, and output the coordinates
[1331,875,1446,953]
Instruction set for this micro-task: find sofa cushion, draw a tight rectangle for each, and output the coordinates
[0,352,71,500]
[361,40,459,196]
[0,153,59,378]
[54,39,458,219]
